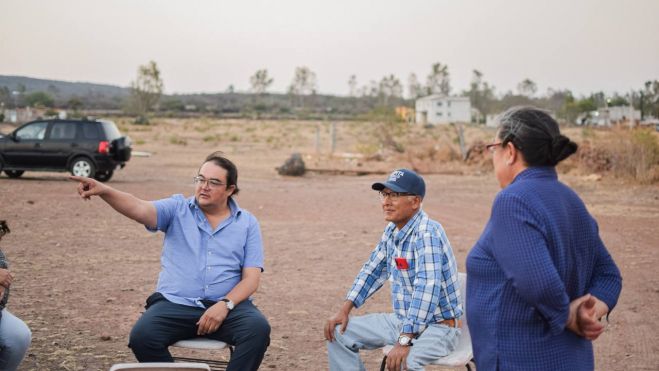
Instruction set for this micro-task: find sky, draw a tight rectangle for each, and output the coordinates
[1,0,658,97]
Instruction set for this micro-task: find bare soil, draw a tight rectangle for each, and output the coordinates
[1,119,657,370]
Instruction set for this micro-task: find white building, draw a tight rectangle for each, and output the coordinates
[415,95,471,125]
[577,106,641,126]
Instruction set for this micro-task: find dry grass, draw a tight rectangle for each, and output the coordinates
[3,118,656,183]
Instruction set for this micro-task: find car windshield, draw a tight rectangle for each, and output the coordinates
[100,120,122,141]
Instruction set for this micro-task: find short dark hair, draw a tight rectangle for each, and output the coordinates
[202,151,240,196]
[0,220,10,241]
[496,106,578,167]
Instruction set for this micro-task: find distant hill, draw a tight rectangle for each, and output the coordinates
[0,75,130,98]
[0,75,409,117]
[0,75,131,109]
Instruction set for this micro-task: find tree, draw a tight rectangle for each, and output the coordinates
[407,73,423,99]
[641,80,659,119]
[129,60,164,121]
[465,69,495,123]
[426,62,451,95]
[608,94,629,107]
[67,97,83,111]
[378,74,403,106]
[0,86,10,107]
[249,69,274,94]
[288,66,317,109]
[517,78,537,97]
[25,91,54,108]
[348,75,358,97]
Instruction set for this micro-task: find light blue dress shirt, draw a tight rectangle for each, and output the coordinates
[147,194,264,308]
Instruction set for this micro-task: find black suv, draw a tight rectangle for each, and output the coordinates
[0,118,131,181]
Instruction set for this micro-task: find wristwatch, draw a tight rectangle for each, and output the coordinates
[220,298,235,311]
[397,334,413,347]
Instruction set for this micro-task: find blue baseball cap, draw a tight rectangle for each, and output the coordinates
[372,169,425,198]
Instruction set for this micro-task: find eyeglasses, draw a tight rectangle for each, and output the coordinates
[0,220,9,240]
[193,176,226,189]
[485,142,502,153]
[378,191,414,201]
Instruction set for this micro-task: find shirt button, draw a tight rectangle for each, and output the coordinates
[205,285,209,289]
[207,266,211,270]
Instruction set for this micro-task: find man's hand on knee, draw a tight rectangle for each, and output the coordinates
[324,300,354,342]
[324,311,349,342]
[196,302,229,335]
[386,344,411,371]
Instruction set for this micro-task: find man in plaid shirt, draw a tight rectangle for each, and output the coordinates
[324,169,462,371]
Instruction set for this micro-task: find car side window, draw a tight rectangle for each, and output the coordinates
[82,123,100,139]
[50,122,77,140]
[16,121,48,140]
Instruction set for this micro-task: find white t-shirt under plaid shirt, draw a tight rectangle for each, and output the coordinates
[346,210,462,334]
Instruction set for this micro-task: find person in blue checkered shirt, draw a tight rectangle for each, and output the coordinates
[324,169,462,371]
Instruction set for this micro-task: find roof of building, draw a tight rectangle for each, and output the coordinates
[416,94,470,102]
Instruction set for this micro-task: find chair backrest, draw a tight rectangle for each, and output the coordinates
[429,272,473,366]
[109,363,211,371]
[455,272,472,351]
[380,272,474,368]
[458,272,467,319]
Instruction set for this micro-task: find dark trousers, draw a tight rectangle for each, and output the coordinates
[129,293,270,371]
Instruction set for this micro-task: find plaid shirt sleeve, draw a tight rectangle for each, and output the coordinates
[401,231,455,334]
[346,239,389,308]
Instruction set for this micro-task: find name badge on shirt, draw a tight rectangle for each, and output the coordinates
[395,257,410,270]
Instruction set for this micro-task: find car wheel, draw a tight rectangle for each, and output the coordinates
[70,157,96,178]
[94,170,114,182]
[4,170,25,178]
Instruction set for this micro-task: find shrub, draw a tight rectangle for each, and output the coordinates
[169,135,187,146]
[610,128,659,183]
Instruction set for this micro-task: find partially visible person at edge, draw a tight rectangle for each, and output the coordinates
[466,106,623,370]
[0,220,32,371]
[70,152,270,371]
[324,169,462,371]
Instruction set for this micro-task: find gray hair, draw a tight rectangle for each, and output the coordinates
[495,106,577,166]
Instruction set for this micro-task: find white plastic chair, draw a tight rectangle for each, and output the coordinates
[109,362,210,371]
[170,338,232,371]
[380,272,474,370]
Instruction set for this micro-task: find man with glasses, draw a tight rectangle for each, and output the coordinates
[70,152,269,371]
[324,169,462,371]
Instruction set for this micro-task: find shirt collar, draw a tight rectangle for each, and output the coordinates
[511,166,557,185]
[187,196,242,217]
[392,209,424,240]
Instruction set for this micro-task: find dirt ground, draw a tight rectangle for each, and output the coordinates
[1,119,658,370]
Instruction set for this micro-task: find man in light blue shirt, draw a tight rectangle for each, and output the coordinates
[71,152,269,371]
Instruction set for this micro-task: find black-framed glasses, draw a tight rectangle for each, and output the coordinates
[193,176,226,189]
[378,191,414,201]
[485,142,502,153]
[0,220,9,240]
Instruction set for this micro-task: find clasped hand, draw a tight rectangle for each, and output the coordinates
[567,294,609,341]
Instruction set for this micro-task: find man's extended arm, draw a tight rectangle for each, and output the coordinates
[70,176,157,228]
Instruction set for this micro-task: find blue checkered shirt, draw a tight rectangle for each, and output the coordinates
[346,210,462,334]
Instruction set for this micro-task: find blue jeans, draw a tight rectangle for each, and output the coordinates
[327,313,459,371]
[129,293,270,371]
[0,309,32,371]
